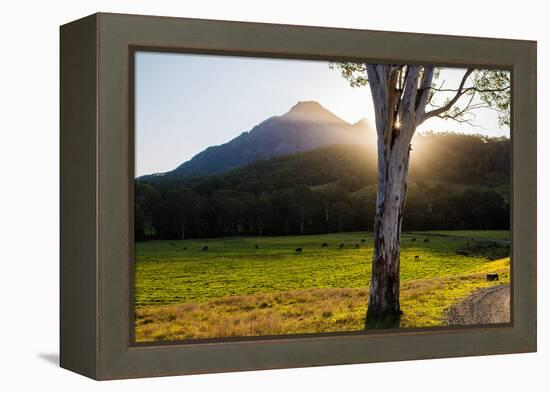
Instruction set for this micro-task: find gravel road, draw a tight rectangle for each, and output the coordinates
[445,284,510,326]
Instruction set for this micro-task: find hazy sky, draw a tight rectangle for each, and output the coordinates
[135,52,510,177]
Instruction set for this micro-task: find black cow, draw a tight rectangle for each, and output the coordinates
[414,255,420,261]
[202,246,209,251]
[355,244,360,248]
[295,247,303,253]
[321,242,328,247]
[486,273,499,281]
[411,238,416,242]
[339,243,344,249]
[361,239,366,243]
[424,239,430,243]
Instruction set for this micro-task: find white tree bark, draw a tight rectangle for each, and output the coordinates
[365,65,434,328]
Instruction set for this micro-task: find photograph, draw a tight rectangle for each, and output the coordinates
[133,52,511,342]
[1,0,542,386]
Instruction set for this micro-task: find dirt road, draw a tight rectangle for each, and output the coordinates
[445,284,510,326]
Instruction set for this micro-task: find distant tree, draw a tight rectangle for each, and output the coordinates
[270,189,294,235]
[332,201,354,232]
[255,193,271,236]
[134,182,161,240]
[349,195,376,231]
[460,189,507,230]
[333,63,510,328]
[317,186,348,233]
[293,185,314,235]
[209,190,254,235]
[158,187,201,239]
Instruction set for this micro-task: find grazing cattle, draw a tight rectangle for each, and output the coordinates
[321,242,328,247]
[411,238,416,242]
[355,244,360,248]
[183,247,186,250]
[414,255,420,261]
[202,246,209,251]
[295,247,303,253]
[424,239,429,243]
[255,245,259,249]
[339,243,344,249]
[361,239,366,243]
[457,250,469,256]
[486,273,499,281]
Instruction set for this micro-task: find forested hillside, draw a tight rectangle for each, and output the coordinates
[135,132,510,240]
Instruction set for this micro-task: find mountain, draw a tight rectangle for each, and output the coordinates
[180,133,510,195]
[142,101,375,180]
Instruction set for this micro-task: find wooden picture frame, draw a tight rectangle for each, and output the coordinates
[60,12,537,380]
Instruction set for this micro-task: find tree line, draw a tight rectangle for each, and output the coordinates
[135,132,510,240]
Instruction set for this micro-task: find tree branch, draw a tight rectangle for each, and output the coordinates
[399,65,420,121]
[436,113,481,128]
[365,65,387,140]
[421,68,474,123]
[429,85,510,94]
[415,66,434,118]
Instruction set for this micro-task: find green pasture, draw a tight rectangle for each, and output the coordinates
[134,230,510,306]
[411,230,510,240]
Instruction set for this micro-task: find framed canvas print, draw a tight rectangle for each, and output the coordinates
[60,13,537,380]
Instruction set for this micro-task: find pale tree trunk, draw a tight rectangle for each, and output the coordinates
[366,140,411,327]
[365,64,434,328]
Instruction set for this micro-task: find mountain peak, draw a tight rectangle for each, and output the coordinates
[142,101,374,180]
[354,117,370,126]
[288,100,325,113]
[283,101,347,125]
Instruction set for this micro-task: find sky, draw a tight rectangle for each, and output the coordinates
[135,52,510,177]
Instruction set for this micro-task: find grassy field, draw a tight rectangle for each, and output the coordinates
[135,230,510,341]
[409,230,511,240]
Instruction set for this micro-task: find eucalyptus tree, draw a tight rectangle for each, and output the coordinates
[333,63,510,328]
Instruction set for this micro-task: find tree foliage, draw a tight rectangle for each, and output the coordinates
[135,133,510,241]
[331,63,510,127]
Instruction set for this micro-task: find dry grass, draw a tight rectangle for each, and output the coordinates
[136,287,368,341]
[135,258,510,342]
